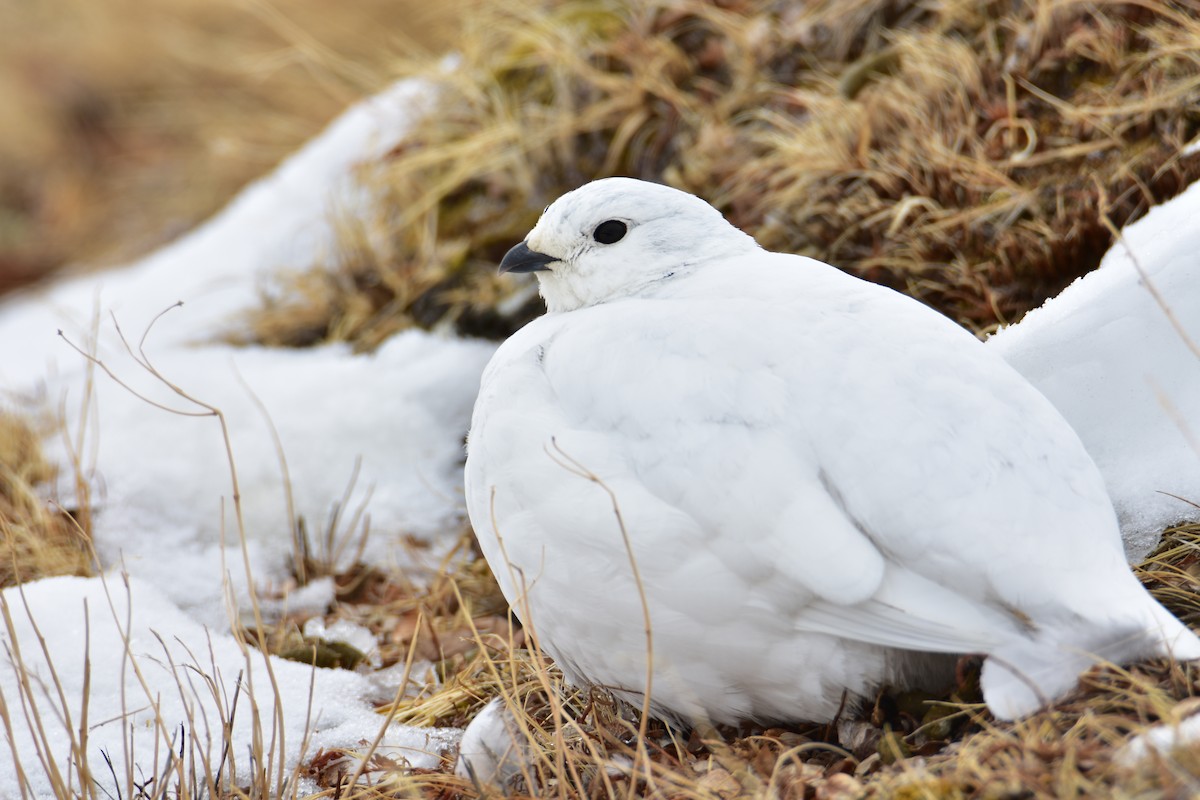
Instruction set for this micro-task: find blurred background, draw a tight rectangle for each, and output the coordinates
[0,0,464,294]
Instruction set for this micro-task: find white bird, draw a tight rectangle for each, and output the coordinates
[464,177,1200,725]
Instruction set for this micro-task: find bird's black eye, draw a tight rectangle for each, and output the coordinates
[592,220,627,244]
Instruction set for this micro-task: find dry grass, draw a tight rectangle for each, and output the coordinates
[291,525,1200,799]
[239,0,1200,349]
[0,412,92,588]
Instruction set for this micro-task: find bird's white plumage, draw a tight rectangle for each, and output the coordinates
[465,178,1200,724]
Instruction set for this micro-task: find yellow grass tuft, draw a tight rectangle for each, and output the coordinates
[238,0,1200,349]
[0,412,92,587]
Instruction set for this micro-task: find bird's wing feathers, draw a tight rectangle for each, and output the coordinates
[800,568,1013,653]
[473,252,1127,657]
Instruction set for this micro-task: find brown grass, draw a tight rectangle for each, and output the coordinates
[0,412,92,588]
[238,0,1200,350]
[288,524,1200,799]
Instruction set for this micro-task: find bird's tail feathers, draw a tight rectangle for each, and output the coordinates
[982,608,1200,720]
[1146,601,1200,661]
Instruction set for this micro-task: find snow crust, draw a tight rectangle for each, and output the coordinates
[0,575,459,798]
[990,178,1200,559]
[39,332,493,626]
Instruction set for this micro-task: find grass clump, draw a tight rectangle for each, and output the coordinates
[300,525,1200,799]
[0,412,92,587]
[240,0,1200,349]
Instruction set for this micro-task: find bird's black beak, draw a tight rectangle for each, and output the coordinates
[498,241,557,275]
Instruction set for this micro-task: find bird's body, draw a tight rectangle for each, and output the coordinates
[465,178,1200,724]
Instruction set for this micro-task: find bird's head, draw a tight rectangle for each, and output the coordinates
[498,177,759,313]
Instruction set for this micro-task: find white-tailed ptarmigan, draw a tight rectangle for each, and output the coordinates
[464,177,1200,724]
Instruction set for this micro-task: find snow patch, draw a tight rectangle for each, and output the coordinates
[990,179,1200,559]
[0,575,458,798]
[37,331,493,626]
[0,74,496,623]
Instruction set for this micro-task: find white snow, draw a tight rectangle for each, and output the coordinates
[0,76,492,792]
[990,178,1200,559]
[0,574,460,799]
[0,73,495,624]
[36,331,493,627]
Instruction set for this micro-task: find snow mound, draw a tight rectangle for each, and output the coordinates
[41,331,493,625]
[0,574,460,798]
[0,76,490,793]
[990,178,1200,560]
